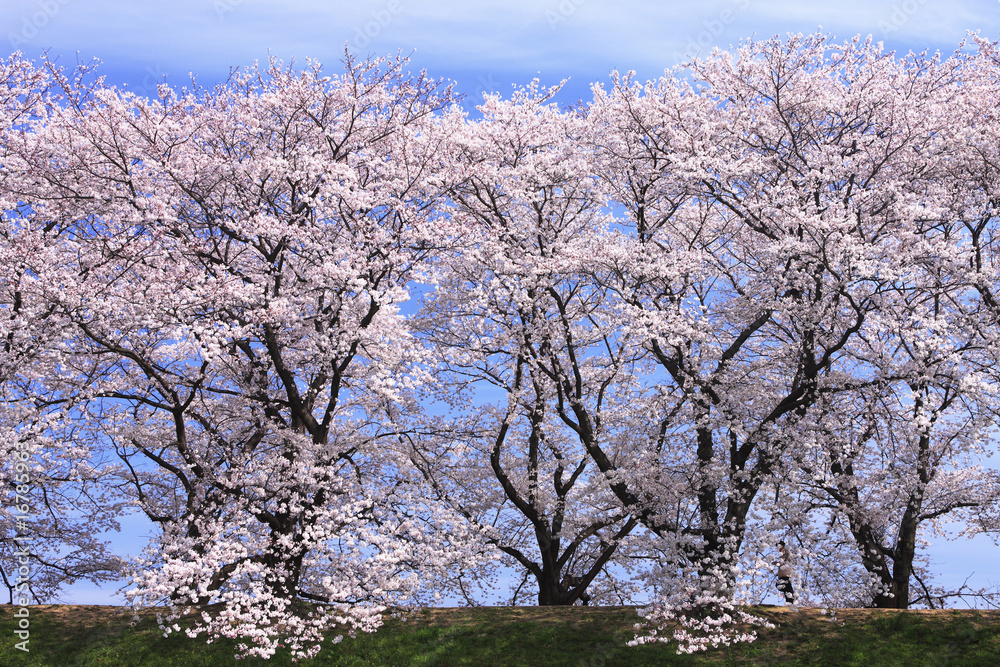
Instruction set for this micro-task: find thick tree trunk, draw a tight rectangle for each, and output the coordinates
[536,571,563,605]
[875,429,930,609]
[887,489,924,609]
[535,566,592,605]
[846,521,897,608]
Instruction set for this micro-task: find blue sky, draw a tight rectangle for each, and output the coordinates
[5,0,1000,105]
[4,0,1000,605]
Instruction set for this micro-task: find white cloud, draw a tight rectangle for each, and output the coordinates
[4,0,998,89]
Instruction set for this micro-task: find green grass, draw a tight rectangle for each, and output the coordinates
[2,604,999,666]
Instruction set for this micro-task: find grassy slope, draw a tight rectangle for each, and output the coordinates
[1,604,999,666]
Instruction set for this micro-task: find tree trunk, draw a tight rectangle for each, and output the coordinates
[888,489,924,609]
[536,571,563,606]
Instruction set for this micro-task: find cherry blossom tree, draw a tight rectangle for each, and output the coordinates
[3,31,1000,661]
[406,83,646,606]
[0,53,125,605]
[586,33,994,645]
[778,308,1000,608]
[742,40,1000,610]
[2,52,482,659]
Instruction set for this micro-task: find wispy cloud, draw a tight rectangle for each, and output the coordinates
[0,1,997,106]
[3,0,997,90]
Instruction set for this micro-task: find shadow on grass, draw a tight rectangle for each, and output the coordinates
[2,605,998,666]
